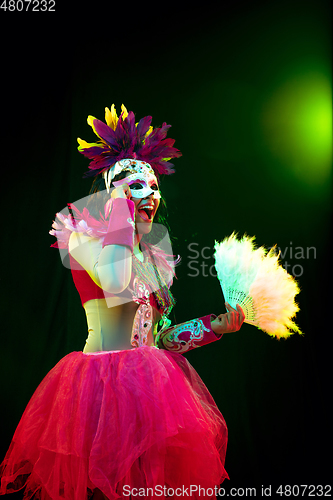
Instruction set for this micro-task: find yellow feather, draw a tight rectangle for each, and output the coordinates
[104,107,112,127]
[105,104,118,130]
[87,115,103,140]
[145,125,153,137]
[77,138,102,150]
[142,125,154,144]
[87,115,96,128]
[121,103,128,119]
[77,138,89,149]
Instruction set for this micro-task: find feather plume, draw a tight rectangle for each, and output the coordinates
[77,105,181,179]
[214,233,302,339]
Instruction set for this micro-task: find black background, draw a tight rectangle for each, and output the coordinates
[0,1,332,497]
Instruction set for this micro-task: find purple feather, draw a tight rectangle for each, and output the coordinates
[92,119,119,149]
[79,146,108,159]
[136,116,152,138]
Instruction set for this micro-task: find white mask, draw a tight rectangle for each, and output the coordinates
[110,160,161,199]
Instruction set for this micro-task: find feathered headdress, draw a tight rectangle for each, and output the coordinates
[77,104,182,179]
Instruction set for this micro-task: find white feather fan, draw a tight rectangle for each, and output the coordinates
[214,233,302,339]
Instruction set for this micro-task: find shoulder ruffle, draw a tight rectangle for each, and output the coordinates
[49,205,109,249]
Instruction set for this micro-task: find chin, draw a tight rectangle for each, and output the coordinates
[136,221,153,235]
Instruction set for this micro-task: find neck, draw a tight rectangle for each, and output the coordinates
[133,233,144,260]
[134,232,143,248]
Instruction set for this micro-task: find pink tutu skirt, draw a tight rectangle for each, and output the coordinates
[0,347,228,499]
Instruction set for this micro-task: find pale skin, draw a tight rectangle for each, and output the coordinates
[111,178,245,336]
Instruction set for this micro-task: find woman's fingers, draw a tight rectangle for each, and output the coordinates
[221,302,246,332]
[225,301,238,313]
[123,183,132,199]
[209,303,246,334]
[225,302,237,328]
[225,302,245,322]
[227,311,238,331]
[111,182,132,199]
[236,304,246,324]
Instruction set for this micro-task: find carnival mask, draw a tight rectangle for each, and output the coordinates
[111,160,161,200]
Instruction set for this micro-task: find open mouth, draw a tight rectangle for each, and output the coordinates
[138,205,155,222]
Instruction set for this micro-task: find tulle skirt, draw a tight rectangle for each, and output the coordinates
[0,347,228,499]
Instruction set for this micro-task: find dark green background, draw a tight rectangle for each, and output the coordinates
[1,0,331,496]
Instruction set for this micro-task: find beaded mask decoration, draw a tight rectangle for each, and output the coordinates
[110,160,161,200]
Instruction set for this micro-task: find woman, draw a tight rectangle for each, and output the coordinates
[0,105,244,499]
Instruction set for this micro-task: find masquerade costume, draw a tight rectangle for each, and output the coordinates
[0,106,229,499]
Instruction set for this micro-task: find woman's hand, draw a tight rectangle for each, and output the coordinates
[111,182,132,200]
[211,303,245,335]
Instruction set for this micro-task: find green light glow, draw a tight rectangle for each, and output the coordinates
[260,73,332,185]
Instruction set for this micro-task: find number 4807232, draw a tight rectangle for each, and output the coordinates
[0,0,56,11]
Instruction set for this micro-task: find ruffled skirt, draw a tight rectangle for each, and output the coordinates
[0,347,228,499]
